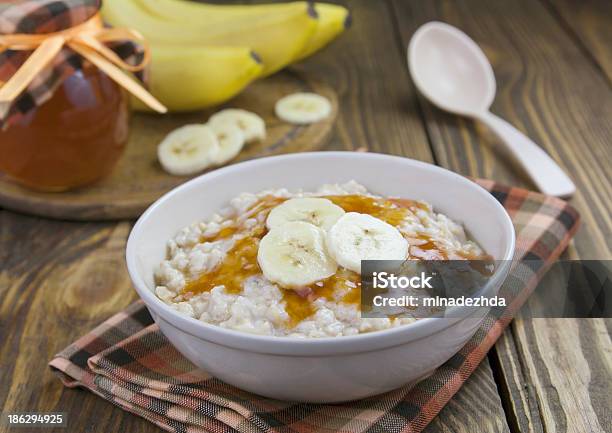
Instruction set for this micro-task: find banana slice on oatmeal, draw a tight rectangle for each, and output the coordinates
[326,212,408,273]
[266,197,345,231]
[257,221,337,288]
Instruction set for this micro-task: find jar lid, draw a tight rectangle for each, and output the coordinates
[0,0,100,35]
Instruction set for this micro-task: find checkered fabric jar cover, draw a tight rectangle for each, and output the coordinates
[0,0,146,126]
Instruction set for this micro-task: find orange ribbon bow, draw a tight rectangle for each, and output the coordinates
[0,13,166,113]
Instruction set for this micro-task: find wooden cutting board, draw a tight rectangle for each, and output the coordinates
[0,69,337,221]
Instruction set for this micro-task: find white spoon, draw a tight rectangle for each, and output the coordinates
[408,21,575,198]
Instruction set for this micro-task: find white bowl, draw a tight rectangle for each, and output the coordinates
[126,152,515,402]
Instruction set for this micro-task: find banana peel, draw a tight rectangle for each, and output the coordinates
[131,45,263,112]
[139,0,308,25]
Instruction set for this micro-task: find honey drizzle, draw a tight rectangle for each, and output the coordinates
[200,225,238,243]
[313,268,361,302]
[184,197,287,295]
[180,193,459,329]
[325,195,413,226]
[408,235,448,260]
[282,269,362,327]
[282,290,316,328]
[183,234,262,297]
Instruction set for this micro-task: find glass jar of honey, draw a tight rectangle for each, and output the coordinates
[0,1,164,192]
[0,62,129,191]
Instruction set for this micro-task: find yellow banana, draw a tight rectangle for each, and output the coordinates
[133,0,349,62]
[137,0,306,25]
[297,3,351,60]
[102,0,318,76]
[131,44,263,112]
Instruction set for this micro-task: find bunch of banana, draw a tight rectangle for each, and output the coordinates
[101,0,350,112]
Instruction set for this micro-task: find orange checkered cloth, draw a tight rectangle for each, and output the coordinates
[50,180,580,433]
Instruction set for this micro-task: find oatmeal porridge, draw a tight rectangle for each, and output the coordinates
[154,181,486,337]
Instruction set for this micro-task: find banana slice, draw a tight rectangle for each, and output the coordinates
[157,124,220,175]
[209,122,245,165]
[266,197,345,231]
[275,92,331,124]
[327,212,408,273]
[208,109,266,143]
[257,221,337,288]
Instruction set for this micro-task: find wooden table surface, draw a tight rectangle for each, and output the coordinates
[1,1,610,432]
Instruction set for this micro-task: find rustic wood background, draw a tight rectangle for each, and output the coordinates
[1,0,610,432]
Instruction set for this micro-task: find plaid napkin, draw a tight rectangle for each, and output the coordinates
[49,179,580,433]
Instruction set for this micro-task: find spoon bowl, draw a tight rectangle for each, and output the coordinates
[408,21,496,116]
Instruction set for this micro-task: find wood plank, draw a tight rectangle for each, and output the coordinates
[424,358,510,433]
[391,0,612,259]
[490,332,545,433]
[508,316,612,433]
[544,0,612,82]
[490,242,612,433]
[494,244,611,433]
[0,212,152,432]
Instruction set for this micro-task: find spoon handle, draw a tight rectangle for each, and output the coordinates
[478,112,576,197]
